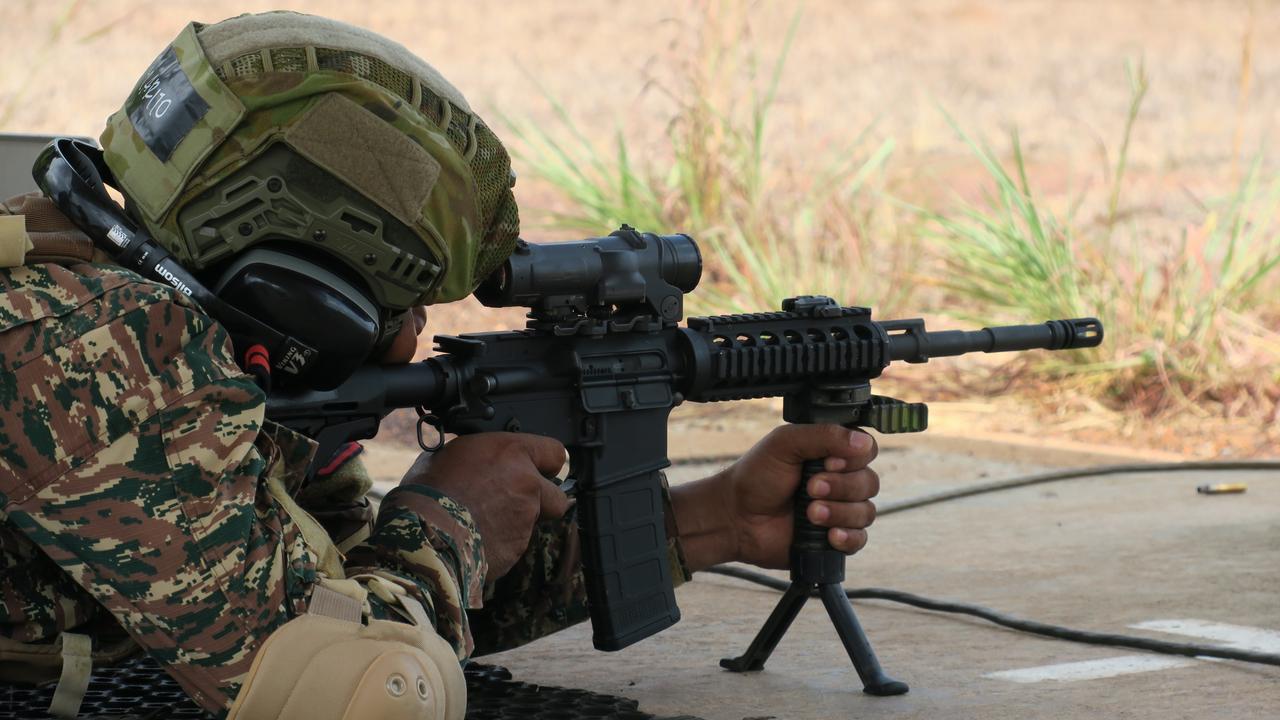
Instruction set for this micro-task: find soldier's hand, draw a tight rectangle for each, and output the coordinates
[669,425,879,571]
[400,432,570,581]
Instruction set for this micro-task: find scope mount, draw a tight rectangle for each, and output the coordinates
[531,302,674,338]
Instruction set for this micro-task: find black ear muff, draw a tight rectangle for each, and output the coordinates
[213,248,383,390]
[33,138,397,392]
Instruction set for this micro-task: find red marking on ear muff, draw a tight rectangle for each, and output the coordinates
[244,344,271,372]
[243,344,273,393]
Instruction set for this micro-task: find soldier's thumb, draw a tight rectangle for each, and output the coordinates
[772,423,875,463]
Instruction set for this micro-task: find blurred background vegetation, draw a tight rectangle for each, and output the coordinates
[2,0,1276,456]
[505,3,1278,455]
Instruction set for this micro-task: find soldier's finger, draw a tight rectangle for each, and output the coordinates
[807,468,879,502]
[513,433,569,477]
[829,527,869,554]
[807,499,876,529]
[538,478,571,519]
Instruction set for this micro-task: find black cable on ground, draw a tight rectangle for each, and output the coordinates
[877,459,1280,516]
[706,565,1280,667]
[703,459,1280,669]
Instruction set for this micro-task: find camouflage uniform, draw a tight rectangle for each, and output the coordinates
[0,256,687,714]
[2,13,691,716]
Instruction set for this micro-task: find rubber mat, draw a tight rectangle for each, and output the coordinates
[0,655,702,720]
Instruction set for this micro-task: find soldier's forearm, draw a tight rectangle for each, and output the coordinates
[668,475,738,572]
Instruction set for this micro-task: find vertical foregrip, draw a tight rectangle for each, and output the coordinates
[577,469,681,651]
[790,458,847,584]
[793,459,831,550]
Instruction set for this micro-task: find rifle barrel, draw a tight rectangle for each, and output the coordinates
[381,361,448,409]
[887,318,1103,362]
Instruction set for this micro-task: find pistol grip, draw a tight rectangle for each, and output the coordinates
[577,468,681,650]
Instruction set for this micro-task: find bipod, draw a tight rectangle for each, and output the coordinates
[720,458,909,696]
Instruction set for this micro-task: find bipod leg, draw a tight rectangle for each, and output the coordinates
[817,583,909,695]
[720,581,811,672]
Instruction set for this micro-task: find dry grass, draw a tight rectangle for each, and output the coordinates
[504,4,916,317]
[931,124,1280,420]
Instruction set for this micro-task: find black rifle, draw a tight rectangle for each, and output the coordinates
[266,226,1103,694]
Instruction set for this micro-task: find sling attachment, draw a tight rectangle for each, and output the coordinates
[47,632,92,719]
[415,408,444,453]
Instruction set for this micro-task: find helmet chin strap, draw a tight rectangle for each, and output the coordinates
[33,137,321,387]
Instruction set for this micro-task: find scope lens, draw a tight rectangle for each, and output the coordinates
[659,233,702,293]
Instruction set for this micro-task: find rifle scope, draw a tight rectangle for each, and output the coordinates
[475,226,701,313]
[884,317,1103,362]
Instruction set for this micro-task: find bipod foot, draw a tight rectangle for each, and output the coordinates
[817,583,908,695]
[720,582,810,672]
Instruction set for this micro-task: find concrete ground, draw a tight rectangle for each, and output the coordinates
[366,409,1279,719]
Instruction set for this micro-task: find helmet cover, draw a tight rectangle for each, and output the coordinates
[100,11,520,307]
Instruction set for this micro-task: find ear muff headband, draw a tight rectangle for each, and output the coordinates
[31,137,373,390]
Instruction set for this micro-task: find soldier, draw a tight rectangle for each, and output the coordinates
[0,12,881,720]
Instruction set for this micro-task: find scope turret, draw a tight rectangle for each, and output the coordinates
[885,317,1103,363]
[474,226,701,325]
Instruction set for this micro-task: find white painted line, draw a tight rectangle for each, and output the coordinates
[985,618,1280,684]
[984,655,1194,683]
[1128,619,1280,653]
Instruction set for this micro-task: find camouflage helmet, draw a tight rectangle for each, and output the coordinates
[100,11,519,308]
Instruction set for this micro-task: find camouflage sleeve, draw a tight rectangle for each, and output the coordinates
[342,484,487,659]
[0,523,106,645]
[0,263,322,712]
[467,478,692,656]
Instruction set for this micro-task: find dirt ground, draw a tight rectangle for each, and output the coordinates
[5,1,1276,220]
[5,1,1276,171]
[4,0,1276,226]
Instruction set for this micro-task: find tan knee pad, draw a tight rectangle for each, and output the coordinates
[227,613,465,720]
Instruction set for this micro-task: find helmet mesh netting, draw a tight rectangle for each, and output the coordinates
[444,102,471,154]
[418,85,445,126]
[217,46,519,289]
[228,53,263,78]
[269,47,308,73]
[315,48,413,102]
[217,47,416,105]
[468,121,519,285]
